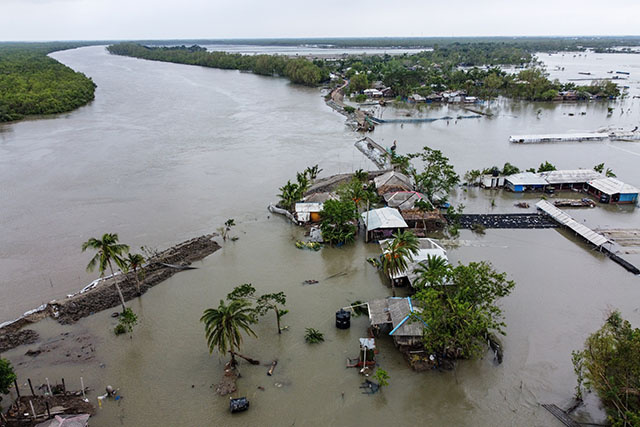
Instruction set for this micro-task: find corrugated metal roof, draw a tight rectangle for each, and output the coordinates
[383,191,425,210]
[373,171,412,190]
[588,177,639,195]
[539,169,602,185]
[536,200,609,247]
[295,202,323,213]
[361,207,408,231]
[505,172,548,186]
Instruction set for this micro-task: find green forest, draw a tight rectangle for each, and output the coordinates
[108,42,621,101]
[0,43,96,122]
[107,43,329,86]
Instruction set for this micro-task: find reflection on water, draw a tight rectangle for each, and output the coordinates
[1,46,640,426]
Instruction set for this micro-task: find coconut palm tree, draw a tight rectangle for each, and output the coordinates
[201,299,257,366]
[126,253,145,296]
[412,255,449,289]
[381,231,420,296]
[82,233,130,312]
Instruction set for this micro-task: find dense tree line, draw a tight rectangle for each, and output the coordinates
[144,36,640,50]
[107,43,330,86]
[0,44,96,122]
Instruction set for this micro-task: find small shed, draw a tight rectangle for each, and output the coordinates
[587,177,639,204]
[408,94,425,103]
[295,202,323,223]
[383,191,426,210]
[504,172,547,192]
[361,207,408,241]
[373,171,413,194]
[367,297,426,349]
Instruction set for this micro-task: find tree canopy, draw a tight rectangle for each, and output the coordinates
[409,147,460,203]
[573,311,640,427]
[0,45,96,122]
[413,261,515,360]
[319,199,358,245]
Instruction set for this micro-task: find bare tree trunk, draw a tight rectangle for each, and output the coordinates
[133,267,142,296]
[108,262,126,313]
[229,351,260,365]
[390,278,397,297]
[276,310,281,334]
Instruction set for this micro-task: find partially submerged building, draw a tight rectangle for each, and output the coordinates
[539,169,602,190]
[378,238,448,287]
[587,177,639,204]
[367,297,427,350]
[295,202,323,223]
[361,207,408,241]
[373,171,413,195]
[504,172,548,192]
[383,191,426,210]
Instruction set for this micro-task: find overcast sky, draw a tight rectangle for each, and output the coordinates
[1,0,639,41]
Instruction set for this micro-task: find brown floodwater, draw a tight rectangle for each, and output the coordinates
[1,46,640,426]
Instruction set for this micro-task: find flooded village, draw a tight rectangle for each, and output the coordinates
[1,37,640,427]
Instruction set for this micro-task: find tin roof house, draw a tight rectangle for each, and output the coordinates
[587,177,639,204]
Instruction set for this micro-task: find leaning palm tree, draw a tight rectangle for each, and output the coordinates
[82,233,130,312]
[126,253,145,296]
[381,231,420,296]
[201,299,257,366]
[412,254,449,289]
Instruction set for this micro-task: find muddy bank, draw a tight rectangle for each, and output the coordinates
[0,234,221,351]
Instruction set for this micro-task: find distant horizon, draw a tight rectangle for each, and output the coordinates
[3,35,640,45]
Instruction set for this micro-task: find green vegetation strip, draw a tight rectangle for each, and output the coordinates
[0,43,96,122]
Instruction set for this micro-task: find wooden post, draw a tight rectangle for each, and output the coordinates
[28,378,35,396]
[29,400,36,420]
[61,378,66,394]
[267,361,278,376]
[14,378,20,397]
[45,401,51,419]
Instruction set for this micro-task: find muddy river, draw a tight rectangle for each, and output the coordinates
[1,46,640,426]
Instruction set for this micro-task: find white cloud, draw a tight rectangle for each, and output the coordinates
[0,0,638,41]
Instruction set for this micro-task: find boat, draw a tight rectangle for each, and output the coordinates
[616,71,630,75]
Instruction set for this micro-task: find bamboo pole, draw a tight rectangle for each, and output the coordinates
[28,378,35,396]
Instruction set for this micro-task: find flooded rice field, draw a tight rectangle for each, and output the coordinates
[1,46,639,425]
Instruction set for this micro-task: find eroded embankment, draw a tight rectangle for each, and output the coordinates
[0,234,220,352]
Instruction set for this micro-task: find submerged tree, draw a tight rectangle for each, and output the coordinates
[409,147,459,203]
[114,307,138,337]
[227,284,288,334]
[537,161,557,172]
[0,358,16,411]
[319,199,358,245]
[381,231,420,297]
[414,261,515,361]
[412,255,449,289]
[572,311,640,426]
[82,233,130,312]
[201,299,257,366]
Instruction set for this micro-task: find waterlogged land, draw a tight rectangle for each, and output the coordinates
[0,45,640,425]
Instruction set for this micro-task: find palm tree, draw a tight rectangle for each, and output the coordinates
[126,253,145,296]
[277,180,300,211]
[201,299,257,366]
[381,231,420,296]
[412,255,449,289]
[82,233,130,312]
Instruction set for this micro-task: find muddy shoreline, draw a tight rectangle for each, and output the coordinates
[0,234,221,352]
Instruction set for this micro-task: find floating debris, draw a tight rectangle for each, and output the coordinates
[295,240,322,251]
